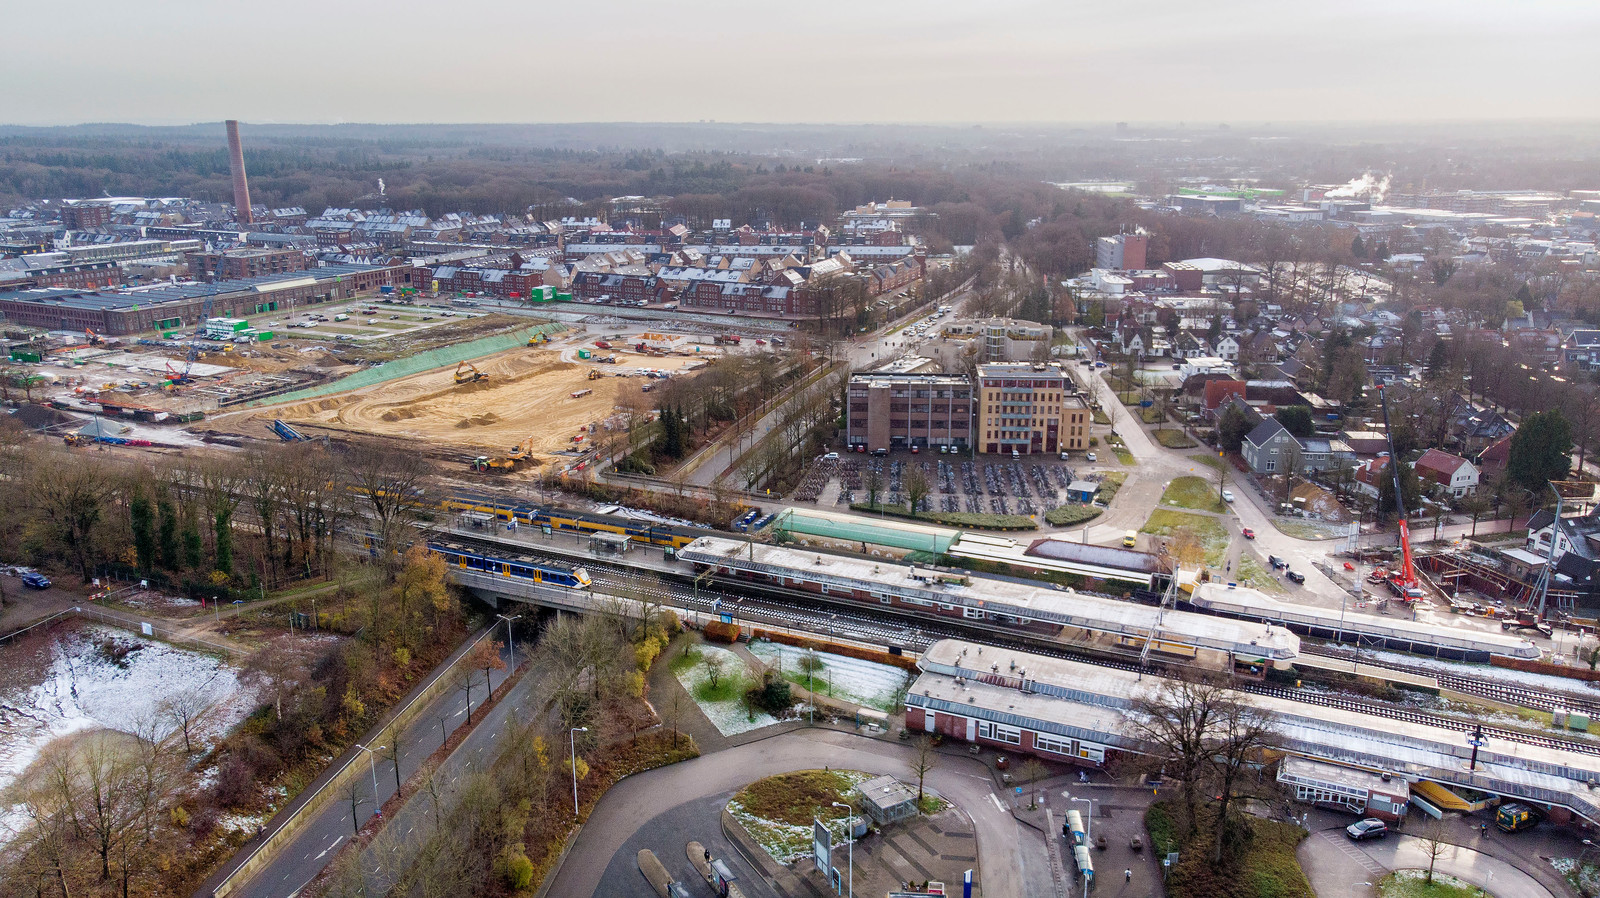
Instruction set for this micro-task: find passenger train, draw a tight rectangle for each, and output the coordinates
[437,493,708,550]
[427,541,593,589]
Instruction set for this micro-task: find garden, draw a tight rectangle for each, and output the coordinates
[670,644,782,736]
[747,640,911,713]
[727,769,874,863]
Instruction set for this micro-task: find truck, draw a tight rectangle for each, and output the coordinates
[714,335,741,345]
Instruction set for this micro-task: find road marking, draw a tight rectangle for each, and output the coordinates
[314,835,345,860]
[990,793,1006,813]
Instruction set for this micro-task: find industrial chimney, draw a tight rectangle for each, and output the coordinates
[225,120,254,225]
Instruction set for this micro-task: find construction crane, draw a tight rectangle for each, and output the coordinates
[1377,384,1422,601]
[177,296,217,386]
[453,361,489,385]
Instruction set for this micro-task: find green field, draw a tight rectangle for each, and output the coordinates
[1160,476,1227,514]
[1141,509,1229,566]
[1155,429,1197,449]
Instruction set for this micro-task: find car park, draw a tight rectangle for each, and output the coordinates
[1345,819,1387,841]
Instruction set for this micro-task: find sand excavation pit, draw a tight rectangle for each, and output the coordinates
[242,348,630,460]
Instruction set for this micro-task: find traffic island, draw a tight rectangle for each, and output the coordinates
[722,769,981,897]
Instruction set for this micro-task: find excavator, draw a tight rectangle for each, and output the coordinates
[453,361,490,385]
[527,331,549,347]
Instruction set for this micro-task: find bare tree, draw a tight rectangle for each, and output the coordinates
[909,735,939,808]
[345,440,431,572]
[1419,817,1450,885]
[703,654,725,690]
[1127,672,1227,837]
[904,464,930,514]
[1205,694,1277,862]
[343,774,368,834]
[382,729,405,797]
[161,686,210,755]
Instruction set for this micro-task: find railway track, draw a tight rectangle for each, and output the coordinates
[1301,645,1600,718]
[440,533,1600,757]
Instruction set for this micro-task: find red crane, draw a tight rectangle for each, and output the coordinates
[1378,384,1422,601]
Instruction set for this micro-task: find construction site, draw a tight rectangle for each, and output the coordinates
[208,329,722,468]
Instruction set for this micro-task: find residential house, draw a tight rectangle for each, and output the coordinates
[1565,330,1600,369]
[1525,509,1600,606]
[1172,331,1209,360]
[1242,419,1301,474]
[1213,334,1240,362]
[1476,432,1514,481]
[1413,449,1480,498]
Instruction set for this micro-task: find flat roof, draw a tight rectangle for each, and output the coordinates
[1188,582,1538,658]
[0,263,395,313]
[912,640,1600,821]
[683,537,1297,659]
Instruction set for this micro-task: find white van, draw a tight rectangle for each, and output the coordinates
[334,313,349,322]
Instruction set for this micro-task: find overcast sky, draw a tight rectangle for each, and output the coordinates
[5,0,1597,126]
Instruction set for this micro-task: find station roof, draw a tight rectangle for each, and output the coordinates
[771,507,957,554]
[913,639,1600,822]
[683,537,1297,659]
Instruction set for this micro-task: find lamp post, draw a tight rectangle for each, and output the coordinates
[355,743,384,811]
[570,727,588,817]
[496,612,521,665]
[831,801,854,898]
[1068,795,1094,843]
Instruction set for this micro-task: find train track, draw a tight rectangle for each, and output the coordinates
[1301,645,1600,718]
[440,533,1600,757]
[1247,684,1600,757]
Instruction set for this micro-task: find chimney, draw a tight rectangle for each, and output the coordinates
[225,120,254,225]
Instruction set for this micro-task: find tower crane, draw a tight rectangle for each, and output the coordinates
[1378,384,1422,601]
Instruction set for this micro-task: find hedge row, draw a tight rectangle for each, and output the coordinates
[750,628,921,671]
[848,503,1038,530]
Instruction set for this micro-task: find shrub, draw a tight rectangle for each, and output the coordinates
[501,849,535,890]
[704,620,741,643]
[1045,505,1101,526]
[746,674,794,717]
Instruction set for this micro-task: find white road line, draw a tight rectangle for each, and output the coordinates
[314,834,345,860]
[990,793,1006,813]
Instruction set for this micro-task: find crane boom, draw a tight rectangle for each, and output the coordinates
[1377,385,1421,600]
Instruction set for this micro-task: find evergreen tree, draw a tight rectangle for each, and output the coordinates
[1424,340,1450,381]
[1351,235,1367,259]
[1274,405,1315,438]
[181,521,203,570]
[130,495,155,573]
[214,510,234,574]
[1507,409,1572,494]
[157,498,179,569]
[1218,405,1253,453]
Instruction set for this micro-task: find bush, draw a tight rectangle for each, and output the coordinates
[704,620,741,643]
[746,674,794,717]
[501,850,535,890]
[1045,505,1102,526]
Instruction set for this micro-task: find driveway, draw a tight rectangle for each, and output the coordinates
[546,728,1049,898]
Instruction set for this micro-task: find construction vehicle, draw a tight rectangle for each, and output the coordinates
[527,332,549,346]
[453,361,490,385]
[1377,385,1424,601]
[714,334,741,345]
[85,327,102,346]
[587,368,603,380]
[271,420,308,442]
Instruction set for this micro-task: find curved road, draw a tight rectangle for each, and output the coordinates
[547,728,1047,898]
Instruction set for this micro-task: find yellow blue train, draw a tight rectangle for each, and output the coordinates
[427,541,593,588]
[436,493,708,551]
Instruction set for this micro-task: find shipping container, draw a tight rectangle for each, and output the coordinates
[256,332,275,341]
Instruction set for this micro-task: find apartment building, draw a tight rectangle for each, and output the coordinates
[845,373,973,452]
[975,363,1088,456]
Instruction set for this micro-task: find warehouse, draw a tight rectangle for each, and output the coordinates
[0,263,403,335]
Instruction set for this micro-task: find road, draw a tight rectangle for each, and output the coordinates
[546,728,1049,898]
[224,637,518,898]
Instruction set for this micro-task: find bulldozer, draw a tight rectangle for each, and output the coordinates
[453,361,490,385]
[586,368,603,381]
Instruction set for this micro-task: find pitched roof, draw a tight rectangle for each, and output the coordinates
[1414,448,1470,477]
[1245,417,1289,448]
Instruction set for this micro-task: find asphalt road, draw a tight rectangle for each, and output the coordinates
[547,728,1049,898]
[594,791,777,898]
[228,639,518,898]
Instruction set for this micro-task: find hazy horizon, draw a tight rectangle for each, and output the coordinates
[6,0,1598,127]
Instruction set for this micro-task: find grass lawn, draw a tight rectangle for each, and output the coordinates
[1161,475,1227,513]
[1155,429,1198,449]
[728,769,874,863]
[1117,391,1142,406]
[1092,409,1112,425]
[1105,435,1136,466]
[1138,407,1165,424]
[1237,555,1284,593]
[1142,509,1230,566]
[1192,453,1226,471]
[1378,871,1481,898]
[1098,471,1127,504]
[1147,803,1314,898]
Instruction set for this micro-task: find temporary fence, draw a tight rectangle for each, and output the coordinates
[245,321,566,407]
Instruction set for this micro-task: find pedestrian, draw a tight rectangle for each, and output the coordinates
[1481,821,1489,837]
[1124,868,1132,883]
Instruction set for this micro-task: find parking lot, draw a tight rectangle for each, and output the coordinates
[792,450,1102,518]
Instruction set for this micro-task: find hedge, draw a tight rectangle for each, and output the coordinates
[848,503,1038,531]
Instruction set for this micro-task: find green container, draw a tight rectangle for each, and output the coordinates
[577,348,591,359]
[257,332,275,341]
[9,351,41,363]
[556,292,573,302]
[161,331,178,339]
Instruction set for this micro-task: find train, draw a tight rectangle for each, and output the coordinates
[427,541,593,589]
[435,492,709,551]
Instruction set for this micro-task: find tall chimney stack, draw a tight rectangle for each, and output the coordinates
[225,120,254,225]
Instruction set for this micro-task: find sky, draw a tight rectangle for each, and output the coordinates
[4,0,1598,126]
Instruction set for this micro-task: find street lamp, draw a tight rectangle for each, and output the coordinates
[355,743,384,812]
[570,727,588,817]
[496,613,522,665]
[831,801,854,898]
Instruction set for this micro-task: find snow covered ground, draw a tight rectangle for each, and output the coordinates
[673,644,777,736]
[1353,645,1600,697]
[0,624,253,846]
[748,640,911,712]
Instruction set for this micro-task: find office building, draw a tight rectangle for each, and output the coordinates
[975,363,1088,456]
[1095,232,1148,270]
[844,373,973,452]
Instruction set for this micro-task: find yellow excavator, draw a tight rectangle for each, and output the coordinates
[470,437,535,473]
[453,361,489,385]
[527,331,549,346]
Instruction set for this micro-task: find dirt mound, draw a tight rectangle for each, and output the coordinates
[13,404,74,429]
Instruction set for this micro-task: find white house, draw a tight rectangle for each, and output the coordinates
[1214,334,1240,362]
[1413,448,1480,498]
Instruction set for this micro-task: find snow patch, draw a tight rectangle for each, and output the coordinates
[673,644,778,736]
[747,641,910,712]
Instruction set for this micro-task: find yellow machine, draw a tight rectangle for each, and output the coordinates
[527,332,549,346]
[587,368,603,380]
[454,361,489,385]
[470,437,535,474]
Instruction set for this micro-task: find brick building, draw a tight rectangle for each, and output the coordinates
[0,263,402,335]
[845,373,974,452]
[60,204,113,230]
[187,248,310,282]
[975,363,1088,456]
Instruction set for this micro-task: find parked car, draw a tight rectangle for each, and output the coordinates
[1221,489,1235,503]
[21,571,51,590]
[1345,819,1388,841]
[822,452,840,461]
[1086,452,1097,462]
[1269,555,1287,569]
[1286,569,1307,585]
[1495,802,1540,833]
[1241,528,1256,540]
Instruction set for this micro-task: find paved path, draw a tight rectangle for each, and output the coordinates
[545,728,1050,898]
[223,637,518,898]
